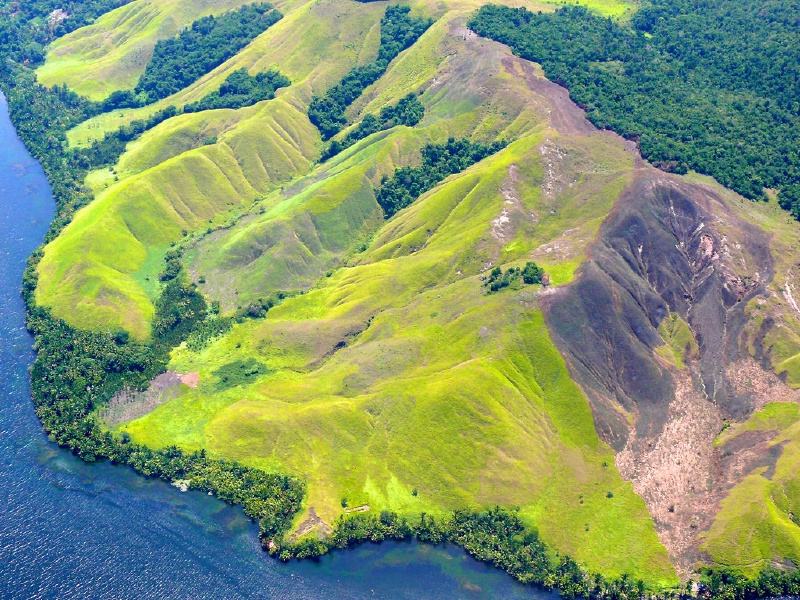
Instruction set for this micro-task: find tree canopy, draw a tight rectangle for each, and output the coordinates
[469,1,800,218]
[134,4,282,103]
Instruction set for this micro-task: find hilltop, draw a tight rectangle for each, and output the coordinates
[3,0,800,596]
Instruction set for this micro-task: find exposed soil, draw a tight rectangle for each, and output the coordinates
[291,507,333,540]
[616,374,722,574]
[502,56,594,137]
[492,164,535,247]
[180,372,200,388]
[493,29,800,575]
[541,164,786,571]
[727,358,800,407]
[100,371,195,426]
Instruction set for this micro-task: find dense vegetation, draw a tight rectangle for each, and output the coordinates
[321,93,423,161]
[0,2,303,545]
[5,0,800,596]
[0,0,131,65]
[184,68,289,113]
[277,506,800,599]
[307,6,431,139]
[77,68,290,170]
[77,105,178,169]
[131,4,282,104]
[484,262,545,293]
[376,137,506,217]
[469,1,800,217]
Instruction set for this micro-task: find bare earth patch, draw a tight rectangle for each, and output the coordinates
[616,375,722,575]
[727,358,800,407]
[291,507,333,541]
[100,371,197,426]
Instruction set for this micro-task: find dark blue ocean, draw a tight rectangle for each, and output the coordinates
[0,93,555,599]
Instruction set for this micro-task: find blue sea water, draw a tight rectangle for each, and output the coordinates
[0,93,556,599]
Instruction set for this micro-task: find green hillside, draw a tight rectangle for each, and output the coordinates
[8,0,800,596]
[36,0,260,100]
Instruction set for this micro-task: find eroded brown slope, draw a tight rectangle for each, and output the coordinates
[541,167,800,570]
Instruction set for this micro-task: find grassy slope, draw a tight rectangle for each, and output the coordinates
[39,0,632,101]
[118,6,676,582]
[185,13,533,311]
[704,402,800,574]
[63,0,633,148]
[36,0,676,584]
[124,134,675,582]
[36,0,258,100]
[35,0,387,338]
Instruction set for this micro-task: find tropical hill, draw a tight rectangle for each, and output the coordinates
[3,0,800,596]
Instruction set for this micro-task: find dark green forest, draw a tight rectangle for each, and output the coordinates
[184,68,289,112]
[133,3,282,103]
[2,0,800,596]
[307,5,431,139]
[376,137,506,217]
[321,93,424,161]
[469,1,800,217]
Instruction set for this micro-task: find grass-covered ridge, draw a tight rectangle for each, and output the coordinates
[16,0,800,595]
[468,0,800,214]
[307,4,432,139]
[34,0,389,338]
[132,3,282,104]
[375,137,507,217]
[35,0,260,100]
[126,149,676,584]
[184,68,290,112]
[113,6,680,584]
[704,401,800,575]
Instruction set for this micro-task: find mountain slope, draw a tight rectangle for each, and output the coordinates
[23,0,800,591]
[36,0,259,100]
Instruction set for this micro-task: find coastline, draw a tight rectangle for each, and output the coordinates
[3,21,799,600]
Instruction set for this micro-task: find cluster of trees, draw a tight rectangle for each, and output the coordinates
[184,314,233,352]
[321,93,424,161]
[1,1,303,545]
[0,0,131,65]
[7,0,800,595]
[130,4,282,104]
[213,359,269,392]
[20,231,304,540]
[695,568,800,600]
[468,1,800,218]
[78,68,290,171]
[779,185,800,219]
[307,6,432,139]
[182,291,291,352]
[3,73,98,238]
[376,137,506,217]
[76,105,178,169]
[484,262,545,293]
[184,68,289,113]
[151,248,207,351]
[276,505,800,599]
[23,268,304,537]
